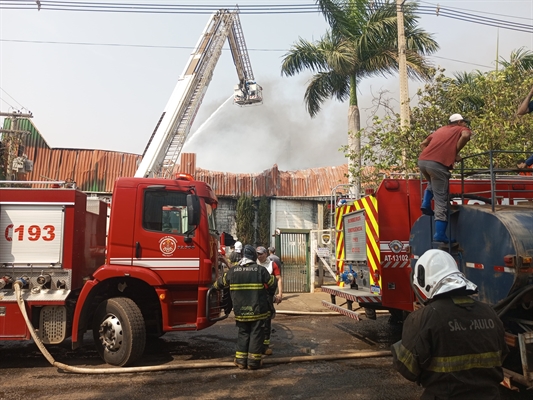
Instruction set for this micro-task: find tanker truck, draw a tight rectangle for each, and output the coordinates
[322,154,533,390]
[409,179,533,389]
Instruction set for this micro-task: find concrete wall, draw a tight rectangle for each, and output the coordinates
[216,198,238,238]
[215,197,323,246]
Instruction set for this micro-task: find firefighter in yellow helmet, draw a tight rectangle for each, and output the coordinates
[391,249,508,399]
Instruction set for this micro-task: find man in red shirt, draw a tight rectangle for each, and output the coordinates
[418,114,472,243]
[256,246,282,355]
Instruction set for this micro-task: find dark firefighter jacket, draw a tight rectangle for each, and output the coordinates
[214,261,276,322]
[391,296,508,400]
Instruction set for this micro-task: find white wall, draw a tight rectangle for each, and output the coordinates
[271,199,318,233]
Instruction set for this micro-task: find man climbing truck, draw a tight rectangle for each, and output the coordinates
[0,174,225,367]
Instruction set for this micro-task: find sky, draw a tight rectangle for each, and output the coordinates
[1,1,532,173]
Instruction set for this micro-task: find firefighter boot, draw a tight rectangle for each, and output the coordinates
[247,352,263,370]
[421,189,434,216]
[234,352,247,369]
[433,220,449,243]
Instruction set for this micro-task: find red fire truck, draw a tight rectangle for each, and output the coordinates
[0,8,260,367]
[0,175,226,366]
[322,174,533,389]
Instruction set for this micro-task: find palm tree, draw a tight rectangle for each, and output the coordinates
[281,0,439,195]
[499,47,533,72]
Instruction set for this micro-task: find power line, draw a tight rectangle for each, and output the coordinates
[419,0,533,22]
[0,37,501,70]
[0,0,531,35]
[417,6,533,34]
[0,87,26,110]
[0,0,532,28]
[0,38,283,51]
[429,55,493,69]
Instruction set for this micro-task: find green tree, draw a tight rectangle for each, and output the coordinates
[236,194,255,246]
[256,196,271,247]
[281,0,439,194]
[352,57,533,187]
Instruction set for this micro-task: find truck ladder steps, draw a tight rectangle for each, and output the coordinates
[172,300,199,305]
[170,323,197,329]
[160,12,233,178]
[322,301,361,321]
[321,285,382,304]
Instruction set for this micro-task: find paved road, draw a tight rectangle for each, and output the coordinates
[0,312,529,400]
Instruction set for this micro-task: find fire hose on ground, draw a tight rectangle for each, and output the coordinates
[14,280,391,374]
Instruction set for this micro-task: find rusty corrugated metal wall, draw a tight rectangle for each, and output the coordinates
[2,118,141,192]
[2,119,349,197]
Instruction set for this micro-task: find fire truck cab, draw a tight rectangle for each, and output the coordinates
[0,175,225,367]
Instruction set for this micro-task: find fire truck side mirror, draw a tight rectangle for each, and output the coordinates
[187,194,201,227]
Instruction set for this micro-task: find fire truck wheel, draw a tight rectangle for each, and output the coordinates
[92,297,146,367]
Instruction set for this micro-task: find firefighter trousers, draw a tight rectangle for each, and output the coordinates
[235,319,265,368]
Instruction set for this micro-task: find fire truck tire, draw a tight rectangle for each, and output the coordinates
[92,297,146,367]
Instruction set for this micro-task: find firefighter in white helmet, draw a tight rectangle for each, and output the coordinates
[391,249,508,400]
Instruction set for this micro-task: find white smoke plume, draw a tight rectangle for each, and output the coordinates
[182,77,348,173]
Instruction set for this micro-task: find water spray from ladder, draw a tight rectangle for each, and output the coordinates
[186,95,233,144]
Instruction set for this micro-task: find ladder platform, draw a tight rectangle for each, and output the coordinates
[321,301,361,320]
[321,285,382,304]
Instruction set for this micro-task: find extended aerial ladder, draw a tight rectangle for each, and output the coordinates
[135,8,262,178]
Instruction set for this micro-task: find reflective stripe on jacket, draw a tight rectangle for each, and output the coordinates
[391,296,508,400]
[214,262,276,322]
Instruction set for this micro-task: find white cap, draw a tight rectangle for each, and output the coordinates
[234,241,242,253]
[449,113,469,123]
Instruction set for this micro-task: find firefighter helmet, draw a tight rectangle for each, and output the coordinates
[413,249,477,302]
[234,241,243,253]
[242,244,257,262]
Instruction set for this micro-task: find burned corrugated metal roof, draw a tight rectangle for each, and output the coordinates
[3,119,348,197]
[189,155,349,198]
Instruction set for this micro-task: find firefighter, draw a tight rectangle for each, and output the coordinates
[229,241,243,266]
[214,244,277,370]
[391,249,508,399]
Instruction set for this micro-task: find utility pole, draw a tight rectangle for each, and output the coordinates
[397,0,410,173]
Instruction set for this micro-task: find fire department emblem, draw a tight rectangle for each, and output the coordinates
[159,236,177,256]
[388,240,403,253]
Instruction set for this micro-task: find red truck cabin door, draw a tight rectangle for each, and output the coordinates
[132,185,200,285]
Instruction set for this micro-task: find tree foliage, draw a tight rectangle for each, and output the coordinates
[347,49,533,188]
[236,194,255,246]
[281,0,439,192]
[256,196,271,247]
